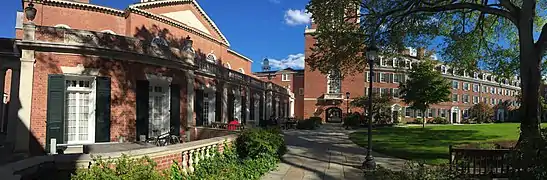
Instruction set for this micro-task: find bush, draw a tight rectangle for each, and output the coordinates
[414,118,424,124]
[343,114,360,128]
[71,154,166,180]
[309,117,322,126]
[236,128,287,159]
[296,118,319,130]
[367,162,458,180]
[431,117,449,124]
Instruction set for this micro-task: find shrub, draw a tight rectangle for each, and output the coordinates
[309,117,322,126]
[431,117,449,124]
[71,154,166,180]
[366,162,457,180]
[296,119,318,130]
[235,128,287,159]
[343,114,361,128]
[414,118,424,124]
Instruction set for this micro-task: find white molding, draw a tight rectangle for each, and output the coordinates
[61,64,100,76]
[304,29,316,34]
[54,24,71,29]
[146,73,173,83]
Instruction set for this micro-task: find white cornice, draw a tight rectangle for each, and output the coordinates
[227,49,253,62]
[24,0,126,16]
[304,28,316,34]
[130,0,230,46]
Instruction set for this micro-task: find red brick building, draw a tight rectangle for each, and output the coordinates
[254,68,304,119]
[0,0,291,155]
[277,23,522,124]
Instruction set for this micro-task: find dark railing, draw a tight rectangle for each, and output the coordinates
[207,122,245,131]
[449,145,521,178]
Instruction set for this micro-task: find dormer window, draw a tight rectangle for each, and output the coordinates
[441,66,447,74]
[473,72,478,79]
[151,36,168,47]
[282,73,290,81]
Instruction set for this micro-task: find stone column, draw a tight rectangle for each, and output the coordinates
[235,88,242,121]
[221,84,228,123]
[185,71,195,127]
[266,92,272,118]
[289,98,295,118]
[11,22,37,152]
[245,87,250,123]
[261,91,266,120]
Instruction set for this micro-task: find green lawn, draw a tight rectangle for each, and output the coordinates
[349,123,545,164]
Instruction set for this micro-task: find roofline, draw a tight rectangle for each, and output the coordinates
[227,49,253,62]
[130,0,230,46]
[24,0,126,16]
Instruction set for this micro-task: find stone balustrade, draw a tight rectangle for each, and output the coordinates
[0,133,238,179]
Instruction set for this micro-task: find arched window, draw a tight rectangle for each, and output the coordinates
[151,36,168,47]
[327,70,341,94]
[238,68,245,74]
[224,62,232,69]
[206,53,217,63]
[54,24,71,29]
[100,30,116,35]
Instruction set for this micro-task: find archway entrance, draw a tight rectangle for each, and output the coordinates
[325,107,343,123]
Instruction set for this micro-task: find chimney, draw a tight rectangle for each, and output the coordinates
[417,47,426,59]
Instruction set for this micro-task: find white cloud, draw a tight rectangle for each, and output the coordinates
[268,0,281,4]
[430,54,438,60]
[284,9,311,26]
[268,53,305,70]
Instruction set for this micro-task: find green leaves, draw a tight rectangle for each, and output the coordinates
[399,59,451,112]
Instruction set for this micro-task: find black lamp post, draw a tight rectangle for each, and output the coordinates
[345,92,350,115]
[363,45,378,170]
[25,1,37,22]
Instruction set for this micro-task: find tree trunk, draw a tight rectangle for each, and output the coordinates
[422,110,426,128]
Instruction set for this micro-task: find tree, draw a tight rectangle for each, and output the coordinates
[469,102,495,123]
[306,0,546,161]
[350,94,393,124]
[399,60,451,128]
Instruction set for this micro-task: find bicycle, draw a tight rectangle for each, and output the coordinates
[146,127,181,147]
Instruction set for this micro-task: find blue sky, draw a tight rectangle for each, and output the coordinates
[0,0,311,72]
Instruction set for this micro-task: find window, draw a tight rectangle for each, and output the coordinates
[282,73,290,81]
[206,53,217,63]
[473,84,479,92]
[151,36,168,47]
[491,87,495,94]
[428,109,433,118]
[238,68,245,74]
[452,94,458,102]
[65,77,96,144]
[380,73,386,82]
[463,83,469,91]
[148,82,170,138]
[203,93,209,124]
[482,86,487,93]
[380,88,387,96]
[299,88,304,95]
[224,63,232,69]
[473,96,479,104]
[463,95,469,103]
[393,88,400,98]
[327,70,341,94]
[463,109,469,118]
[394,73,400,83]
[405,107,412,117]
[491,98,495,105]
[440,109,446,118]
[452,81,459,89]
[365,72,370,82]
[498,88,502,95]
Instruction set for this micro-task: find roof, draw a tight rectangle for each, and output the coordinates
[130,0,230,46]
[253,68,305,75]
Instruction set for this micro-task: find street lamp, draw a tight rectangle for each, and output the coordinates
[25,1,37,22]
[363,45,378,170]
[345,92,350,115]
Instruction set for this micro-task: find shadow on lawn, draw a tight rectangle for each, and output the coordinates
[349,127,502,164]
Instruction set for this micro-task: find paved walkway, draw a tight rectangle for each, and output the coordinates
[262,124,406,180]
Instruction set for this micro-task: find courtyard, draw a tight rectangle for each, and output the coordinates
[349,123,546,164]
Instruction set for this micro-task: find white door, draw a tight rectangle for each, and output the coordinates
[148,84,170,137]
[65,78,96,144]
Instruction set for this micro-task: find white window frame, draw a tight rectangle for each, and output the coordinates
[238,68,245,74]
[64,76,96,145]
[463,83,469,91]
[463,95,469,103]
[380,73,386,83]
[473,96,479,104]
[282,73,290,81]
[473,84,478,92]
[327,71,341,94]
[452,80,459,89]
[452,94,458,102]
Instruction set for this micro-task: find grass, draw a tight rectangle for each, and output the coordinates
[349,123,545,164]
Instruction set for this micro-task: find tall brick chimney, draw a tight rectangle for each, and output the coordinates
[417,47,426,59]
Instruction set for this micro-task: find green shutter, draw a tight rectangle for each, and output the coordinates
[46,74,65,153]
[170,84,180,135]
[195,89,204,126]
[136,80,149,140]
[95,77,111,142]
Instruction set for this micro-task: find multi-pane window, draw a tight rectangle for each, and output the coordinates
[327,70,341,94]
[498,88,502,95]
[491,87,496,94]
[452,81,459,89]
[473,96,479,104]
[148,84,170,137]
[380,73,387,82]
[452,94,458,102]
[482,86,487,93]
[463,83,469,91]
[393,88,400,98]
[463,95,469,103]
[440,109,446,118]
[405,108,412,117]
[65,78,95,144]
[203,93,209,125]
[473,84,479,92]
[282,73,290,81]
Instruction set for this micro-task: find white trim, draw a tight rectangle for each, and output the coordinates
[146,74,173,83]
[238,68,245,74]
[64,76,97,144]
[100,30,116,35]
[281,73,290,81]
[206,53,217,63]
[61,64,100,76]
[304,28,316,34]
[54,24,71,29]
[224,62,232,69]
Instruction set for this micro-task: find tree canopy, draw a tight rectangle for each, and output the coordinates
[350,94,394,123]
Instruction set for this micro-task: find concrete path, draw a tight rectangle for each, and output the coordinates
[262,124,406,180]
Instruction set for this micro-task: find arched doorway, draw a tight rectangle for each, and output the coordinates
[326,107,343,123]
[451,106,460,124]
